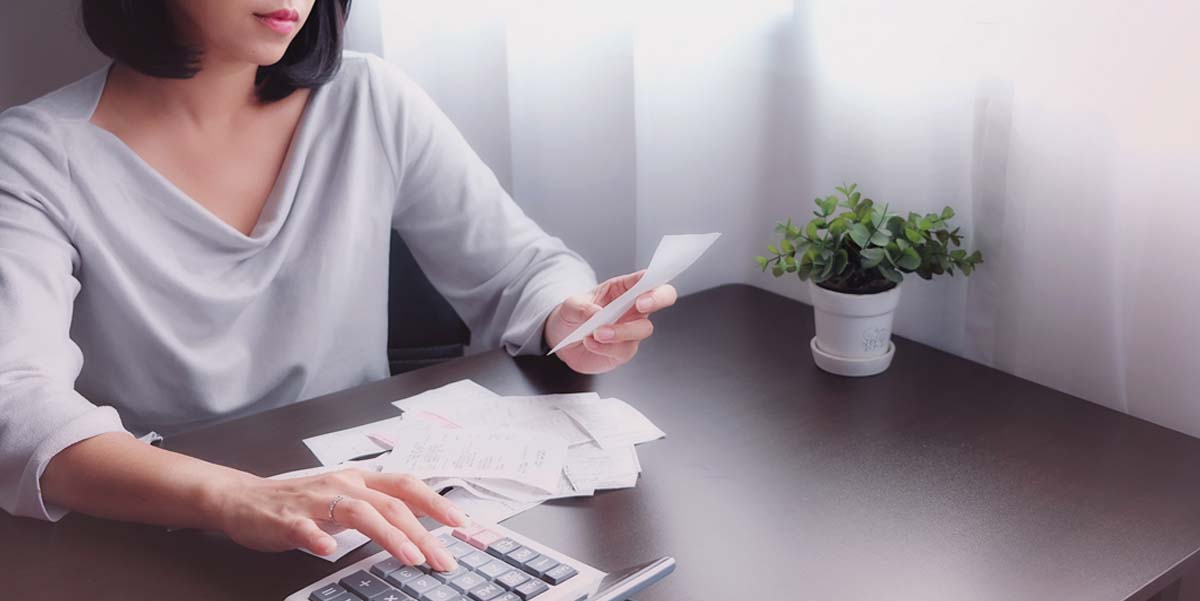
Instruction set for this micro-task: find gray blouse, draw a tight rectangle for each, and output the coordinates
[0,51,597,520]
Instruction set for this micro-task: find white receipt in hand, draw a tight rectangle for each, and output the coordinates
[548,232,721,355]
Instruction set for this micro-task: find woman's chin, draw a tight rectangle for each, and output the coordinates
[241,44,292,68]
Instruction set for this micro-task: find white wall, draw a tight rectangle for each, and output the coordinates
[371,1,798,289]
[375,2,640,280]
[0,0,105,111]
[632,5,800,294]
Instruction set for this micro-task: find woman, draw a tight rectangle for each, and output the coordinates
[0,0,676,572]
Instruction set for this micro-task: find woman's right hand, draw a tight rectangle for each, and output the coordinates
[208,468,470,571]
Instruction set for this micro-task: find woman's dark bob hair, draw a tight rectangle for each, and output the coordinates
[80,0,352,102]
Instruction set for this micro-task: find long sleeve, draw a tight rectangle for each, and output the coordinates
[0,108,128,521]
[364,55,598,355]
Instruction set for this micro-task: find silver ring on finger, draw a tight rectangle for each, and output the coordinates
[328,495,346,524]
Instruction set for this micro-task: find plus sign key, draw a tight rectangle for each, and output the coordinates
[336,570,404,600]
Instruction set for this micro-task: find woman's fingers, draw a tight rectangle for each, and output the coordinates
[301,469,461,570]
[594,270,647,304]
[582,336,639,361]
[634,284,678,315]
[354,487,458,572]
[288,517,338,556]
[329,495,428,567]
[557,294,602,327]
[364,472,469,528]
[593,319,653,343]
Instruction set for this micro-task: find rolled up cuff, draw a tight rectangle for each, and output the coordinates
[17,405,128,521]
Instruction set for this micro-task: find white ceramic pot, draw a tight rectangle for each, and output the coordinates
[808,281,901,376]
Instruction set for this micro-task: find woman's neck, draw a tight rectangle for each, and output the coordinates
[106,59,265,130]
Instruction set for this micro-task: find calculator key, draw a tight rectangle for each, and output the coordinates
[431,564,471,583]
[468,529,505,550]
[494,570,530,591]
[448,541,476,560]
[460,550,493,570]
[379,592,416,601]
[310,583,352,601]
[513,579,549,600]
[421,585,462,601]
[502,546,539,569]
[541,564,577,585]
[468,582,506,601]
[494,594,520,601]
[339,571,395,600]
[523,556,559,577]
[448,572,488,593]
[436,533,458,548]
[452,524,487,544]
[475,559,510,579]
[385,566,425,588]
[402,575,442,598]
[372,557,408,578]
[485,538,520,559]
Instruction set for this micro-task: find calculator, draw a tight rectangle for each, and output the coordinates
[287,522,669,601]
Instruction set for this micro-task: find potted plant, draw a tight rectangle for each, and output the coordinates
[755,183,983,376]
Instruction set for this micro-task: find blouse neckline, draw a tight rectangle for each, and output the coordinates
[75,63,323,249]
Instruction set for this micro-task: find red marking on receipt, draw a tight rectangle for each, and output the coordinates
[366,413,462,451]
[416,411,464,429]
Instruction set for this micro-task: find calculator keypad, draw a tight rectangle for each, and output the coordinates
[308,525,584,601]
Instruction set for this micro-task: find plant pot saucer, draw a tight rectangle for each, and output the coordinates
[809,336,895,377]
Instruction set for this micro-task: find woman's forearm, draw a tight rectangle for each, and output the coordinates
[40,432,252,530]
[39,432,469,570]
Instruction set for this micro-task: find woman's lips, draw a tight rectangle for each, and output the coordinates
[254,8,300,34]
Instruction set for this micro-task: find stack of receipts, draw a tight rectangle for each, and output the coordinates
[288,380,665,560]
[280,233,719,559]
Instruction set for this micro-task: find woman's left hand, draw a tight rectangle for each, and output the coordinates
[544,271,678,374]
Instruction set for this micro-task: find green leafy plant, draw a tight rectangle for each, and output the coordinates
[755,183,983,294]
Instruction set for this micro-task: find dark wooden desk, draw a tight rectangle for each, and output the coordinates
[4,285,1200,600]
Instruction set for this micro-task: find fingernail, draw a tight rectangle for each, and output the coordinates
[448,507,469,527]
[434,546,457,571]
[596,327,614,341]
[637,297,653,312]
[401,541,425,565]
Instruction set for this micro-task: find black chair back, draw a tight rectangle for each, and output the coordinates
[387,232,470,374]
